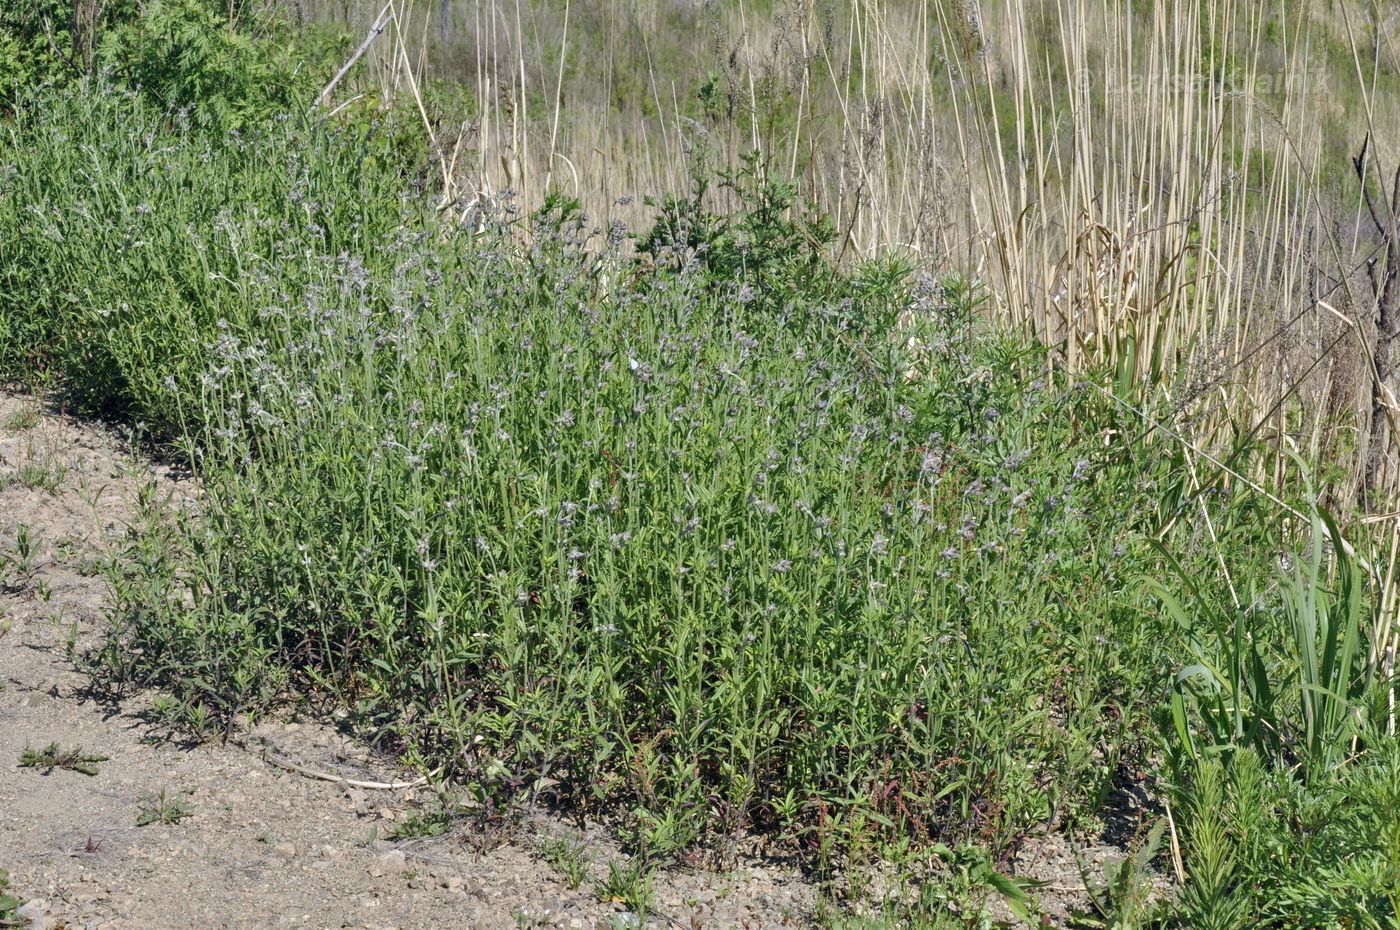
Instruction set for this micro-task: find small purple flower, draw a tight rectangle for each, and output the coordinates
[1003,450,1029,471]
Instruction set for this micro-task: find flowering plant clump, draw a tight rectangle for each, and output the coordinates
[2,84,1272,862]
[5,14,1399,925]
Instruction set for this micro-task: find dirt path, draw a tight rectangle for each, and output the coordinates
[0,393,815,930]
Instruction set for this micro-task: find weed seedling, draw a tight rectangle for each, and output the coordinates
[1,525,39,592]
[12,525,37,567]
[387,802,453,840]
[597,859,654,921]
[17,460,67,495]
[18,742,109,776]
[1072,821,1168,929]
[2,405,40,431]
[74,553,106,578]
[513,908,553,929]
[136,789,193,826]
[537,835,590,890]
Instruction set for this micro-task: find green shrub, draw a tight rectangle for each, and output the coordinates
[1,0,340,123]
[638,149,842,304]
[36,98,1201,857]
[1170,744,1399,929]
[0,0,116,106]
[95,0,323,127]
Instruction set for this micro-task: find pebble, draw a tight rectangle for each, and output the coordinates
[271,842,298,861]
[345,788,369,816]
[369,850,406,877]
[15,898,52,929]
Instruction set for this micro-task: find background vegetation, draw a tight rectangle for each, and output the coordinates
[311,0,1400,509]
[1,1,1398,927]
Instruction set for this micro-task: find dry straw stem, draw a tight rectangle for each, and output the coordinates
[261,748,429,790]
[311,0,393,109]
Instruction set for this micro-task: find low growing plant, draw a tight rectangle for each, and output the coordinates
[388,803,454,841]
[597,859,654,921]
[0,869,21,929]
[136,789,193,826]
[536,835,591,890]
[18,742,109,777]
